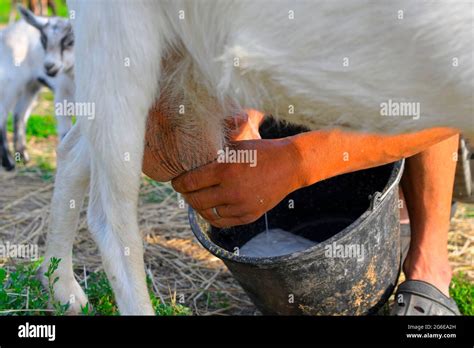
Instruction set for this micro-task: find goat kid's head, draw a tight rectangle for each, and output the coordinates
[18,5,74,77]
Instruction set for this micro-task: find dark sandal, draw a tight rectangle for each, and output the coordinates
[391,280,460,315]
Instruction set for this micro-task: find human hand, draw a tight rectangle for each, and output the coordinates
[142,108,265,182]
[172,138,303,228]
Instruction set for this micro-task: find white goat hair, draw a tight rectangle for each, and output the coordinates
[0,7,74,171]
[44,0,473,315]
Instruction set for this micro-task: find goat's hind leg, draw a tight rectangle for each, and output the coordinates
[40,124,90,313]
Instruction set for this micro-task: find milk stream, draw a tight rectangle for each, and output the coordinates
[264,212,270,243]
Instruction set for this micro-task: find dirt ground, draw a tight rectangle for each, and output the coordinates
[0,135,472,315]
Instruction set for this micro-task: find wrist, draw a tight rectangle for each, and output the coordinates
[279,136,311,191]
[287,130,340,188]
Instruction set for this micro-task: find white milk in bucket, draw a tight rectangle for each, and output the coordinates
[239,213,317,257]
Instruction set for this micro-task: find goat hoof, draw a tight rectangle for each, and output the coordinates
[20,151,30,164]
[38,265,89,315]
[2,160,15,171]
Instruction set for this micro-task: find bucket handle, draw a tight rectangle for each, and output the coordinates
[369,160,405,211]
[369,191,383,211]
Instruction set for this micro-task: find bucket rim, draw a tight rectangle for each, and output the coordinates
[188,159,405,267]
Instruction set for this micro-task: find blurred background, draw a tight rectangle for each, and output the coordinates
[0,0,68,173]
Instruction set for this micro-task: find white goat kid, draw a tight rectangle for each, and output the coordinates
[0,6,74,171]
[45,0,473,315]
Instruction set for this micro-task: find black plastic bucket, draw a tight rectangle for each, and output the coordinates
[189,121,404,315]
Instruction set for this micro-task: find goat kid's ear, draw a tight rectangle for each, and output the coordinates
[17,5,48,30]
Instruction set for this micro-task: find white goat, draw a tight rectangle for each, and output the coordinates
[0,6,74,171]
[44,0,473,315]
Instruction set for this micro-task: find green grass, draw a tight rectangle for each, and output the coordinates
[16,159,56,182]
[0,0,10,24]
[0,0,69,25]
[42,90,54,102]
[0,258,69,315]
[450,272,473,315]
[462,205,474,219]
[5,89,75,140]
[0,259,472,316]
[204,290,230,310]
[35,155,55,180]
[7,114,58,139]
[0,258,191,316]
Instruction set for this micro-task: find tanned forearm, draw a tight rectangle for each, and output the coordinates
[289,127,459,188]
